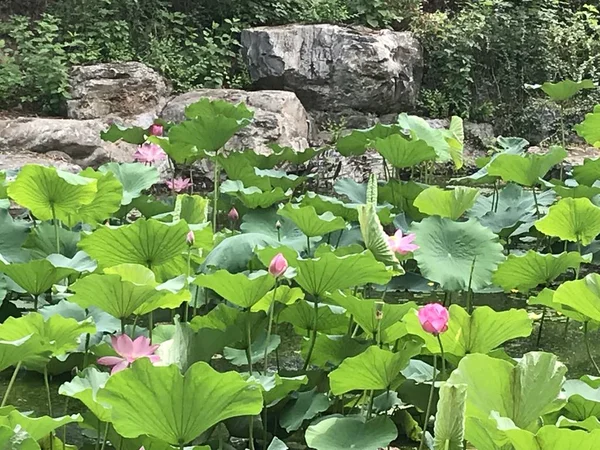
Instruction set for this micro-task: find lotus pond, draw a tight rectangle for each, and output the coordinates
[1,80,600,450]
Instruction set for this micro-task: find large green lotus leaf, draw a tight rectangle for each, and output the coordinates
[294,248,392,296]
[169,99,253,153]
[260,374,308,407]
[279,300,347,334]
[278,203,346,238]
[404,305,532,358]
[553,274,600,322]
[221,180,291,209]
[69,168,123,227]
[241,208,310,252]
[24,223,80,259]
[329,344,421,395]
[252,285,304,313]
[0,425,40,450]
[499,422,600,450]
[414,186,479,220]
[255,168,307,191]
[0,335,49,372]
[334,178,367,203]
[573,157,600,186]
[305,415,398,450]
[527,288,587,322]
[7,165,97,222]
[223,332,279,365]
[327,290,416,337]
[202,233,282,272]
[535,197,600,245]
[265,144,323,166]
[47,251,98,274]
[0,411,82,441]
[433,383,467,450]
[279,388,330,432]
[147,135,202,165]
[219,155,270,191]
[557,416,600,432]
[372,135,436,168]
[358,174,401,270]
[553,184,600,200]
[487,146,567,186]
[300,334,369,368]
[100,123,147,144]
[300,192,393,224]
[398,113,464,169]
[78,219,189,281]
[0,209,29,262]
[448,352,566,434]
[0,258,76,295]
[541,79,596,102]
[562,378,600,421]
[378,179,426,220]
[575,105,600,148]
[0,313,94,364]
[412,217,505,291]
[99,359,263,444]
[99,162,160,205]
[194,270,275,309]
[492,251,584,292]
[58,367,111,422]
[336,123,401,156]
[172,194,209,225]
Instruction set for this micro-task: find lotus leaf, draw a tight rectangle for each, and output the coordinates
[58,367,111,421]
[541,79,596,102]
[305,415,398,450]
[487,146,567,186]
[99,162,159,205]
[278,203,346,238]
[434,383,467,450]
[573,157,600,186]
[575,105,600,148]
[414,186,479,220]
[194,270,275,309]
[372,135,436,168]
[280,388,330,432]
[553,274,600,322]
[535,197,600,245]
[0,258,76,295]
[336,123,401,156]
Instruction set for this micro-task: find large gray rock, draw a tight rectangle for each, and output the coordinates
[0,118,136,168]
[161,89,311,154]
[67,62,171,120]
[241,24,422,114]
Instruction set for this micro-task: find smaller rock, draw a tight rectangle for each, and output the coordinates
[0,151,81,173]
[161,89,311,154]
[67,62,171,120]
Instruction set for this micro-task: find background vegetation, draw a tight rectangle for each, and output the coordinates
[0,0,599,139]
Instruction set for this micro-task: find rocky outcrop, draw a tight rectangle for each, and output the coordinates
[241,24,423,115]
[161,89,311,154]
[0,118,136,167]
[67,62,171,120]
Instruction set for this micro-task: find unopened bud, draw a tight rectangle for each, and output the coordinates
[186,230,195,245]
[375,310,383,321]
[275,220,282,230]
[228,207,239,221]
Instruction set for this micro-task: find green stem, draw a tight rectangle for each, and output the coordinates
[418,355,437,450]
[246,315,253,375]
[51,204,60,255]
[62,397,69,449]
[334,229,344,248]
[99,422,109,450]
[532,186,541,220]
[1,361,21,407]
[436,334,446,380]
[466,257,477,315]
[248,415,256,450]
[306,236,311,255]
[43,366,53,417]
[365,389,374,419]
[95,418,101,450]
[148,311,154,343]
[82,333,91,369]
[536,307,546,348]
[32,294,38,312]
[120,318,125,336]
[212,157,220,232]
[559,104,566,181]
[584,322,600,376]
[263,281,279,373]
[302,299,320,371]
[184,248,192,322]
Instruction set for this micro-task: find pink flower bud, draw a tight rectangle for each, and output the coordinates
[149,124,163,136]
[417,303,449,335]
[269,253,288,278]
[228,207,239,221]
[186,230,195,245]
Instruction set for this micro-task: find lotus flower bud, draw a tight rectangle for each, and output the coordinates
[228,207,239,221]
[149,124,163,136]
[417,303,449,335]
[269,253,288,278]
[275,220,282,230]
[186,230,195,246]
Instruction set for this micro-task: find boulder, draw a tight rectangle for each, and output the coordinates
[161,89,311,153]
[67,62,171,120]
[241,24,423,114]
[0,151,81,173]
[0,118,136,168]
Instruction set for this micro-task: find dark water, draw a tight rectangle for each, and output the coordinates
[1,292,597,449]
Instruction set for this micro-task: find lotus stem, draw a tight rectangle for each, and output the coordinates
[584,322,600,376]
[62,397,69,448]
[263,281,278,373]
[248,415,256,450]
[466,257,477,314]
[436,334,446,380]
[212,157,220,232]
[302,300,320,371]
[120,318,125,335]
[99,422,109,450]
[246,315,253,375]
[32,294,38,312]
[559,104,566,181]
[365,389,375,419]
[1,361,21,407]
[536,307,546,347]
[418,355,437,450]
[149,312,154,343]
[95,418,100,450]
[532,186,541,220]
[43,366,53,417]
[335,229,344,248]
[51,204,60,255]
[184,248,192,322]
[83,333,91,369]
[306,236,311,255]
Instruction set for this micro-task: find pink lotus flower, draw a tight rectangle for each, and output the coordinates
[187,230,195,245]
[387,230,419,255]
[228,207,239,221]
[133,143,167,164]
[97,334,160,374]
[269,253,288,278]
[418,303,449,335]
[166,177,192,193]
[149,124,163,136]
